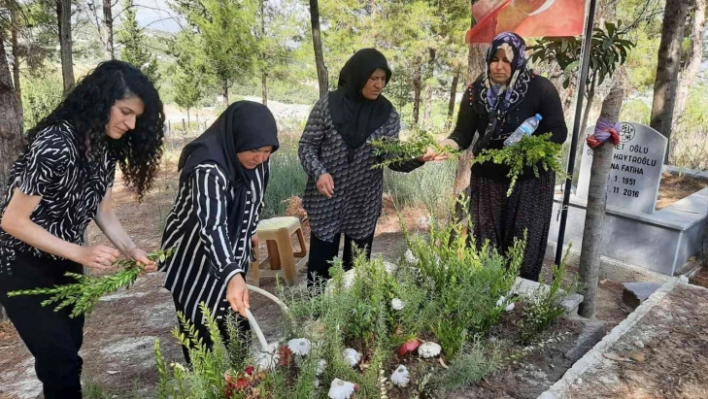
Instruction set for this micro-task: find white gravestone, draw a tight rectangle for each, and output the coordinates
[577,122,667,214]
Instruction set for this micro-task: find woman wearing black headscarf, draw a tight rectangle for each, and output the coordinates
[299,48,429,284]
[160,101,278,360]
[430,32,567,281]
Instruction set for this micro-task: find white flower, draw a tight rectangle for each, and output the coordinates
[316,359,327,376]
[496,296,507,307]
[404,249,418,264]
[314,378,320,388]
[328,378,357,399]
[505,302,515,312]
[391,298,406,311]
[390,365,410,387]
[418,342,442,358]
[343,348,362,367]
[288,338,312,356]
[254,342,280,371]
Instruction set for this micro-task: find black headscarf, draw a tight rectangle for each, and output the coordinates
[178,101,279,187]
[328,48,393,151]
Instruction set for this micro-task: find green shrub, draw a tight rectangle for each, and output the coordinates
[21,73,64,130]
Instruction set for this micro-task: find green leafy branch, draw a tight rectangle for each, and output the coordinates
[370,129,459,169]
[8,249,174,318]
[472,133,564,196]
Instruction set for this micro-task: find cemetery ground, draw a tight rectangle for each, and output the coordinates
[1,131,707,399]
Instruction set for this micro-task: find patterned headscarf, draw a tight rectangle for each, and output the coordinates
[481,32,530,115]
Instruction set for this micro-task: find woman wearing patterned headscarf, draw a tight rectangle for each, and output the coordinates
[299,48,427,285]
[433,32,567,281]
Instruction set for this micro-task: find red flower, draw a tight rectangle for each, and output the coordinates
[278,345,293,366]
[245,365,255,376]
[398,338,421,357]
[235,377,250,390]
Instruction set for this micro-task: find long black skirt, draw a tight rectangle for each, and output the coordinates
[470,172,555,281]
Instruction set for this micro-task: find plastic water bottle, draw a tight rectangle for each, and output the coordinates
[503,114,542,147]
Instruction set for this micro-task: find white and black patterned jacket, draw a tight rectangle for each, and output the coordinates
[298,96,422,243]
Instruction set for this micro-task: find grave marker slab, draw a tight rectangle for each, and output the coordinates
[577,122,667,214]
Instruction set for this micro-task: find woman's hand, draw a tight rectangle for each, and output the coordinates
[226,274,250,317]
[417,147,439,162]
[316,173,335,198]
[417,139,460,162]
[73,245,121,271]
[130,247,157,273]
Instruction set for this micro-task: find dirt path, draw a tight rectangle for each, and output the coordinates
[565,283,708,399]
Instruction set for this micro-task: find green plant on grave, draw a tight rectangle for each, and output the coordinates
[8,249,174,318]
[433,336,504,392]
[472,133,565,196]
[518,250,579,344]
[370,129,459,169]
[402,202,524,357]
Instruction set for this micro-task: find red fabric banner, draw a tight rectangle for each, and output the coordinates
[466,0,586,43]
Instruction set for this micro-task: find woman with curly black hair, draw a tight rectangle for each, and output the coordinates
[0,60,165,399]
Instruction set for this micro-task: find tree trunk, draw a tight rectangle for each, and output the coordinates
[103,0,114,59]
[453,42,489,223]
[222,79,229,107]
[423,48,436,128]
[650,0,690,162]
[57,0,75,92]
[412,63,423,127]
[309,0,328,98]
[0,36,22,322]
[0,32,24,194]
[672,0,705,134]
[187,108,190,125]
[446,66,461,130]
[260,0,268,106]
[578,83,625,318]
[262,72,268,106]
[9,1,23,121]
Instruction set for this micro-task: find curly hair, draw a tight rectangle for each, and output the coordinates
[25,60,165,202]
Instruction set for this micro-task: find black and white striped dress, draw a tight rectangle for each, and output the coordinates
[160,161,267,324]
[0,122,117,275]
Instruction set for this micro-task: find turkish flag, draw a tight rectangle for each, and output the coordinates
[466,0,586,43]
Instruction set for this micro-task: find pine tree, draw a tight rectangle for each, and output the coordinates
[117,0,160,84]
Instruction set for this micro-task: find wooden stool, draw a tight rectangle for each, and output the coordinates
[250,217,307,286]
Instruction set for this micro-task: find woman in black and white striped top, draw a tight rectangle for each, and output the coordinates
[0,60,164,399]
[160,101,278,361]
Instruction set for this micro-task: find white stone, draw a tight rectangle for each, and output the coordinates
[254,342,280,371]
[418,342,442,358]
[390,365,410,387]
[391,298,406,311]
[328,378,357,399]
[316,359,327,376]
[343,348,362,367]
[287,338,311,356]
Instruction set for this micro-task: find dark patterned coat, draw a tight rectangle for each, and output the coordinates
[299,96,422,243]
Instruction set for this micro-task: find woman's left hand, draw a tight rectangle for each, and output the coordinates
[130,248,157,273]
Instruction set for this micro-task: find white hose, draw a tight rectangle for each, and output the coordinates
[245,284,293,352]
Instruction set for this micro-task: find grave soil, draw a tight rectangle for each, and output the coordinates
[656,172,708,210]
[438,314,585,399]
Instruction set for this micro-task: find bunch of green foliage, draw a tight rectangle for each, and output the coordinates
[473,133,565,196]
[9,249,173,318]
[371,129,459,169]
